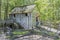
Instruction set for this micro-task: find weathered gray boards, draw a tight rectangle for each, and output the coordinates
[9,5,36,29]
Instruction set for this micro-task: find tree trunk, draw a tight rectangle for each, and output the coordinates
[4,0,9,20]
[0,0,1,20]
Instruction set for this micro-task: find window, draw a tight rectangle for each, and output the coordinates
[25,13,28,16]
[14,14,15,17]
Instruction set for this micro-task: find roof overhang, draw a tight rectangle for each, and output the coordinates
[10,5,36,14]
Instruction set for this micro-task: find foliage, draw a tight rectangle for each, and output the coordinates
[13,31,29,35]
[35,0,60,28]
[35,0,60,21]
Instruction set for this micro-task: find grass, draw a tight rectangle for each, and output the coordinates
[0,32,2,34]
[13,31,29,35]
[57,38,60,40]
[5,30,29,38]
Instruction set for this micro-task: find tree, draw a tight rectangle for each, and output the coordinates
[35,0,60,28]
[4,0,9,20]
[0,0,2,20]
[35,0,60,21]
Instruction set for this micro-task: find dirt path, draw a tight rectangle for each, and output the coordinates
[15,35,54,40]
[0,33,54,40]
[0,33,6,40]
[41,26,60,34]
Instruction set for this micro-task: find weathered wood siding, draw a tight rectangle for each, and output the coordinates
[10,13,32,29]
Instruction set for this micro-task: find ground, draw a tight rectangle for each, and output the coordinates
[0,33,54,40]
[0,25,60,40]
[15,35,54,40]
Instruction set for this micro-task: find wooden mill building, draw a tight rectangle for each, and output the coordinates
[9,4,40,29]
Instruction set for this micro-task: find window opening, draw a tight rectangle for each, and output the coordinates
[14,14,15,17]
[25,13,28,16]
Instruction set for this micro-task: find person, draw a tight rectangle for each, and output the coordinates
[36,16,39,27]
